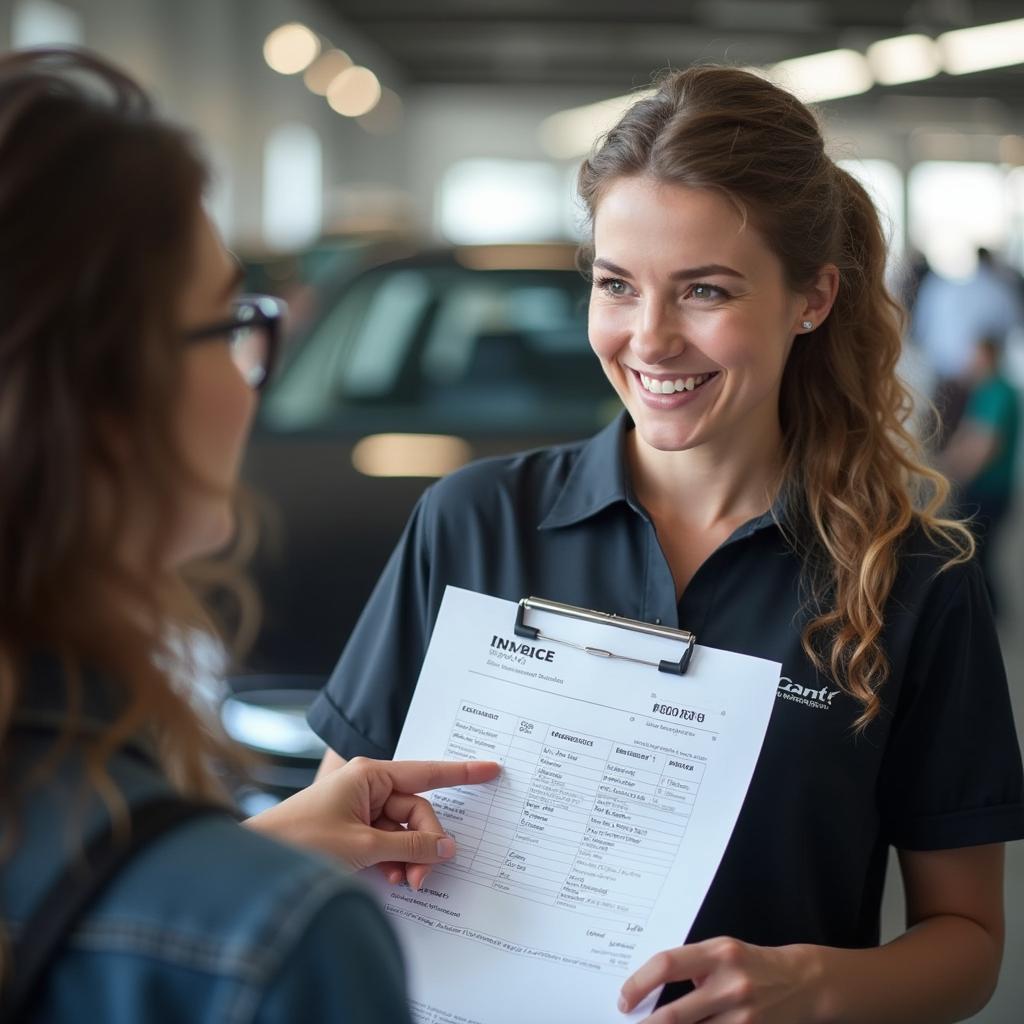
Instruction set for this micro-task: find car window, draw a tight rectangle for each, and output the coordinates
[261,263,612,434]
[342,271,434,398]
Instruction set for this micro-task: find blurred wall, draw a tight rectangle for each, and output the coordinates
[1,0,410,250]
[404,84,601,238]
[5,1,1024,260]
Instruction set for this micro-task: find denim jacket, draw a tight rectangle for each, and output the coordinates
[1,666,412,1023]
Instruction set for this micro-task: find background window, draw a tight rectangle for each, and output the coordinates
[909,161,1009,278]
[262,122,323,251]
[438,159,563,244]
[11,0,82,47]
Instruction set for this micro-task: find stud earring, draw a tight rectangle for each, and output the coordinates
[801,320,814,330]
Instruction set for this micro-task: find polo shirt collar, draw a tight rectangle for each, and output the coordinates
[539,412,636,529]
[539,409,792,540]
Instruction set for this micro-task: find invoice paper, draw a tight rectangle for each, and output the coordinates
[365,586,780,1024]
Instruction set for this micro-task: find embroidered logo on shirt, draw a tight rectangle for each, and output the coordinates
[776,676,839,710]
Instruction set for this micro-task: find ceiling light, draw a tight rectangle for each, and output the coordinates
[866,34,941,85]
[303,48,352,95]
[263,23,320,75]
[939,17,1024,75]
[327,66,382,117]
[539,90,654,160]
[769,49,873,103]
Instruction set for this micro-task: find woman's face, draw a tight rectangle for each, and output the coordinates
[588,176,826,457]
[170,209,255,566]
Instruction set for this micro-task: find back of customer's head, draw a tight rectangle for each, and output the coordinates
[0,49,238,801]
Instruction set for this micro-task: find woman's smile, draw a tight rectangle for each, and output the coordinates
[629,366,722,407]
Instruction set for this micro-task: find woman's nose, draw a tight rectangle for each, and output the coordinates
[631,298,686,366]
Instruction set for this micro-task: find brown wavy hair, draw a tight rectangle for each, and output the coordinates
[577,66,974,729]
[0,48,245,818]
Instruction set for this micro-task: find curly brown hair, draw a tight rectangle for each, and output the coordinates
[577,66,974,729]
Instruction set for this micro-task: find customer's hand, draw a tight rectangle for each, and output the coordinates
[244,757,500,889]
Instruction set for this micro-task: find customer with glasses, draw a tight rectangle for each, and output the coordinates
[0,49,497,1023]
[184,291,285,392]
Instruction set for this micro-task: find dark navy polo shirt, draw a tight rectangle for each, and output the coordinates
[309,412,1024,961]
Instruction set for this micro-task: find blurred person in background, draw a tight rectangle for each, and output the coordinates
[896,248,930,313]
[312,67,1024,1023]
[940,335,1021,615]
[0,49,498,1023]
[912,246,1024,448]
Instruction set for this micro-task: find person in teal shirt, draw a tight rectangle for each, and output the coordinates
[942,335,1021,612]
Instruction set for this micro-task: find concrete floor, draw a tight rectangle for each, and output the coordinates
[878,496,1024,1023]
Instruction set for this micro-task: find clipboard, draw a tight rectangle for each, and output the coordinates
[514,596,696,675]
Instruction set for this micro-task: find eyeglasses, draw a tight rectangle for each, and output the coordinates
[183,294,286,392]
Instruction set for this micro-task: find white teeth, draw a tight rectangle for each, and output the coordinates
[638,371,714,394]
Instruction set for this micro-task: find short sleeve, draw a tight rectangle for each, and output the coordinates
[253,887,412,1024]
[879,559,1024,850]
[307,488,436,759]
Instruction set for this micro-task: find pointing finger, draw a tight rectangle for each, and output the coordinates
[378,759,501,795]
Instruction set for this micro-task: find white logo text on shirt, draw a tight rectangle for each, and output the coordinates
[776,676,840,711]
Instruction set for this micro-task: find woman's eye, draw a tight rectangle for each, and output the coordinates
[596,277,629,297]
[691,283,723,300]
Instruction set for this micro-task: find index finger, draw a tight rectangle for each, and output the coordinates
[381,759,501,795]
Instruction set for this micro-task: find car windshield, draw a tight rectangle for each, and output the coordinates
[260,263,615,434]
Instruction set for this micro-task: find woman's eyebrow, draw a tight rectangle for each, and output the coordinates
[670,263,745,281]
[592,258,746,281]
[592,258,633,278]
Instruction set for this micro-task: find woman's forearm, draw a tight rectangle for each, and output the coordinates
[806,913,1002,1024]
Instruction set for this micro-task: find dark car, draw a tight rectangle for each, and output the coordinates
[238,243,618,682]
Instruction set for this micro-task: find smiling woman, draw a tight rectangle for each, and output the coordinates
[586,180,833,461]
[312,65,1024,1024]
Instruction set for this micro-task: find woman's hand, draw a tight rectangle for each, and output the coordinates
[245,756,500,889]
[618,937,824,1023]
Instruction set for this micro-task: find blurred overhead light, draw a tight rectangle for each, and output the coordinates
[939,18,1024,75]
[352,434,473,478]
[540,90,654,160]
[866,34,941,85]
[303,48,352,95]
[769,49,873,102]
[357,88,403,134]
[327,66,382,117]
[264,23,320,75]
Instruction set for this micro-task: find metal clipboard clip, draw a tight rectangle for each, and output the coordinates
[514,596,696,675]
